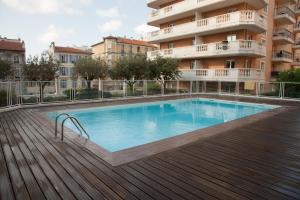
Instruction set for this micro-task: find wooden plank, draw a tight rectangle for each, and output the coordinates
[0,116,31,200]
[0,122,15,200]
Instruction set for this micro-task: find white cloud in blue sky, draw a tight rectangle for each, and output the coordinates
[0,0,157,56]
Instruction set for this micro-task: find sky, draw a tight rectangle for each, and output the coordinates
[0,0,158,57]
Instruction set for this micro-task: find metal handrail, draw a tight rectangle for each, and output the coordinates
[61,116,90,142]
[55,113,83,137]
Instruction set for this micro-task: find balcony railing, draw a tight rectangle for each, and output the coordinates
[148,0,267,25]
[181,68,264,81]
[274,6,296,23]
[148,40,266,59]
[272,50,293,62]
[148,10,266,42]
[272,28,295,43]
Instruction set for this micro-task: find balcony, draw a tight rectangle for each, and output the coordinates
[272,50,293,63]
[148,40,266,59]
[272,28,295,44]
[293,37,300,48]
[147,0,174,9]
[295,3,300,16]
[181,68,264,82]
[294,21,300,33]
[292,56,300,66]
[148,11,266,43]
[148,0,268,26]
[274,7,296,25]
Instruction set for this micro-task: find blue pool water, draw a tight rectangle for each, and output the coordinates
[48,98,276,152]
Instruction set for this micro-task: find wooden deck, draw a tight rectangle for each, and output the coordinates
[1,97,300,200]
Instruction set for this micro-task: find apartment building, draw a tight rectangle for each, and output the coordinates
[146,0,300,83]
[91,36,157,68]
[49,42,93,90]
[0,37,26,80]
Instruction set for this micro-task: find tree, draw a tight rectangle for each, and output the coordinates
[110,55,148,90]
[146,56,181,91]
[23,53,60,100]
[0,59,13,80]
[74,57,108,89]
[277,68,300,98]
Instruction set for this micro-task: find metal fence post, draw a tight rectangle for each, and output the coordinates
[176,80,179,94]
[123,81,126,98]
[161,81,164,96]
[218,81,221,94]
[235,82,239,95]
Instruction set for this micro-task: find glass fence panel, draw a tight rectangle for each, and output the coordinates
[126,81,144,97]
[0,82,9,108]
[164,81,178,95]
[146,81,162,96]
[178,81,191,94]
[259,82,281,98]
[40,81,69,103]
[238,82,258,96]
[21,81,40,104]
[191,81,203,94]
[221,82,237,94]
[102,80,124,98]
[206,81,219,93]
[74,79,101,100]
[283,82,300,99]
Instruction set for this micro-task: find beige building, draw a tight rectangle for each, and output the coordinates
[91,36,157,68]
[0,37,26,80]
[146,0,299,82]
[49,42,93,90]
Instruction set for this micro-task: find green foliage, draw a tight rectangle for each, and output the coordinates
[0,90,17,107]
[74,57,108,88]
[277,69,300,98]
[147,56,181,81]
[278,68,300,82]
[0,59,13,80]
[23,53,59,81]
[63,88,112,99]
[110,55,148,81]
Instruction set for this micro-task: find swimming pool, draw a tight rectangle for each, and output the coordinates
[48,98,276,152]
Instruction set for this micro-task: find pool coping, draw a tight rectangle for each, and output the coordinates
[36,96,291,166]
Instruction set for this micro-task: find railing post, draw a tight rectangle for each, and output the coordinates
[143,80,147,96]
[235,82,239,95]
[123,81,126,98]
[218,81,221,94]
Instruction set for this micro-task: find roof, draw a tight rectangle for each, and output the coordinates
[0,38,25,52]
[54,46,93,55]
[91,36,156,48]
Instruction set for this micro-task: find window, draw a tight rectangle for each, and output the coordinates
[13,56,19,64]
[192,39,196,46]
[190,60,197,69]
[245,59,252,68]
[121,44,125,55]
[137,46,141,53]
[260,62,265,70]
[60,67,69,76]
[60,80,67,89]
[168,43,174,49]
[60,54,68,63]
[129,45,133,53]
[227,35,236,42]
[225,60,235,69]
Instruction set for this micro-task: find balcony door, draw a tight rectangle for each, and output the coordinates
[225,60,235,69]
[227,34,236,42]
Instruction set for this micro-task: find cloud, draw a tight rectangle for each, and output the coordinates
[134,23,159,39]
[38,25,74,45]
[97,20,122,33]
[96,7,121,18]
[0,0,82,15]
[79,0,94,5]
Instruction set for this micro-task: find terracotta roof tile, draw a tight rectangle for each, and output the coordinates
[55,46,93,55]
[0,39,25,52]
[116,38,156,48]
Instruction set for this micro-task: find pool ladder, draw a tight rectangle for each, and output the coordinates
[55,113,90,142]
